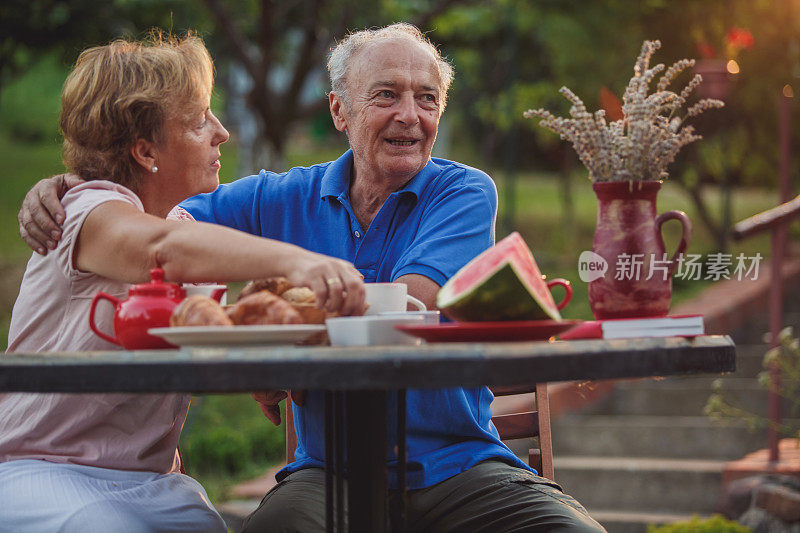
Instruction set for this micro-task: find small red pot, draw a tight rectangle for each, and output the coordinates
[89,268,185,350]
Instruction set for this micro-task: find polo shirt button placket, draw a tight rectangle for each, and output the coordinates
[354,230,361,238]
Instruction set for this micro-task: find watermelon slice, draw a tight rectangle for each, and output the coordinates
[436,232,562,322]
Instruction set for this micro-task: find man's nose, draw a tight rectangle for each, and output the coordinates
[395,93,419,125]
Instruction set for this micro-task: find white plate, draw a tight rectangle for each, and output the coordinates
[148,325,326,347]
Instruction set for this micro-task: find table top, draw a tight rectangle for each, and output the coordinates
[0,336,735,393]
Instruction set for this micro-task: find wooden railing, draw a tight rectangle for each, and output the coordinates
[732,195,800,462]
[732,195,800,240]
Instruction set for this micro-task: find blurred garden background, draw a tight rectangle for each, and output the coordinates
[1,0,798,502]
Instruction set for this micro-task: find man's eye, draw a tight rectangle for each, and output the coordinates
[421,94,437,103]
[379,90,394,98]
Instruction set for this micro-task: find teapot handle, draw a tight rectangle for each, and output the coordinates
[656,210,692,274]
[89,292,121,346]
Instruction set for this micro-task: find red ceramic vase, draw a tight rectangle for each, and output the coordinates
[588,181,692,319]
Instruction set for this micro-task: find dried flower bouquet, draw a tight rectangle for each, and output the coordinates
[524,40,724,182]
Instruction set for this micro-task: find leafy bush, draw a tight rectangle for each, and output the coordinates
[706,327,800,438]
[183,425,252,474]
[647,515,751,533]
[180,394,285,475]
[0,53,65,144]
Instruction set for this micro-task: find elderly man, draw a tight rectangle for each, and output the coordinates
[18,23,604,533]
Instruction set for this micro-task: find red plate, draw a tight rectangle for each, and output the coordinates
[395,320,583,343]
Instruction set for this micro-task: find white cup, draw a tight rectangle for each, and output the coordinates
[183,284,228,306]
[364,283,426,315]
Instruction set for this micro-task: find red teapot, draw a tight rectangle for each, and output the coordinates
[89,268,186,350]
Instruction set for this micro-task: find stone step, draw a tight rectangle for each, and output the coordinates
[580,377,786,417]
[553,456,726,514]
[729,343,771,377]
[589,509,711,533]
[731,312,800,345]
[550,415,780,460]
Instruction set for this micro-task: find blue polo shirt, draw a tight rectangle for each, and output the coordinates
[180,150,533,488]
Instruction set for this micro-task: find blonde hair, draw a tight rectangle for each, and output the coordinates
[327,23,454,110]
[60,32,214,191]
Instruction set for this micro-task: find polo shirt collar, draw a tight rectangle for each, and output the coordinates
[320,150,354,200]
[320,149,443,201]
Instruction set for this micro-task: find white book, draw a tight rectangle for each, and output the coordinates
[560,315,705,340]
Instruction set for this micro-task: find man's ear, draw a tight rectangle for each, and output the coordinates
[329,92,348,133]
[130,138,158,173]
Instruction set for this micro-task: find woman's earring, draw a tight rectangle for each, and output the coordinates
[151,165,158,173]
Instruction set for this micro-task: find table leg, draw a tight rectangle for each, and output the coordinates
[345,390,387,533]
[390,389,407,533]
[324,391,335,533]
[335,391,345,531]
[325,391,347,532]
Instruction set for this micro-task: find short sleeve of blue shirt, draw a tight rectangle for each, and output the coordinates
[390,159,497,285]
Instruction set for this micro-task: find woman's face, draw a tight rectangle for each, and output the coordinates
[155,97,230,199]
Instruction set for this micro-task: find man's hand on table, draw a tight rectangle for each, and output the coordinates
[252,390,306,425]
[19,173,85,255]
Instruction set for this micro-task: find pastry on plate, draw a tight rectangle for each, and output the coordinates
[171,295,234,327]
[226,291,303,325]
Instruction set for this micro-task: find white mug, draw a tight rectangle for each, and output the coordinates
[364,283,426,315]
[183,284,228,306]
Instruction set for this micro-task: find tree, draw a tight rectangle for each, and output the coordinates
[639,0,800,252]
[434,0,800,251]
[432,0,641,232]
[0,0,197,124]
[200,0,470,172]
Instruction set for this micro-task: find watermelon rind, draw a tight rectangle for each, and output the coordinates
[437,260,562,322]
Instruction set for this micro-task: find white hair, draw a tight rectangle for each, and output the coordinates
[327,22,454,110]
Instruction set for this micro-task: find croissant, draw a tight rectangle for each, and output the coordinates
[238,277,294,301]
[171,295,234,327]
[227,291,303,325]
[281,287,316,304]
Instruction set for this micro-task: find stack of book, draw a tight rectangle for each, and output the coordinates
[559,314,705,340]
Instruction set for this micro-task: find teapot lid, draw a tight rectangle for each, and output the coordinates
[128,268,185,298]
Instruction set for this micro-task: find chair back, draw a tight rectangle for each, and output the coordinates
[489,383,554,480]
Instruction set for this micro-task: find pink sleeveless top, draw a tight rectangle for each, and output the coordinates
[1,181,189,473]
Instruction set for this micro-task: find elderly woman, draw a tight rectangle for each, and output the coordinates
[0,34,365,532]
